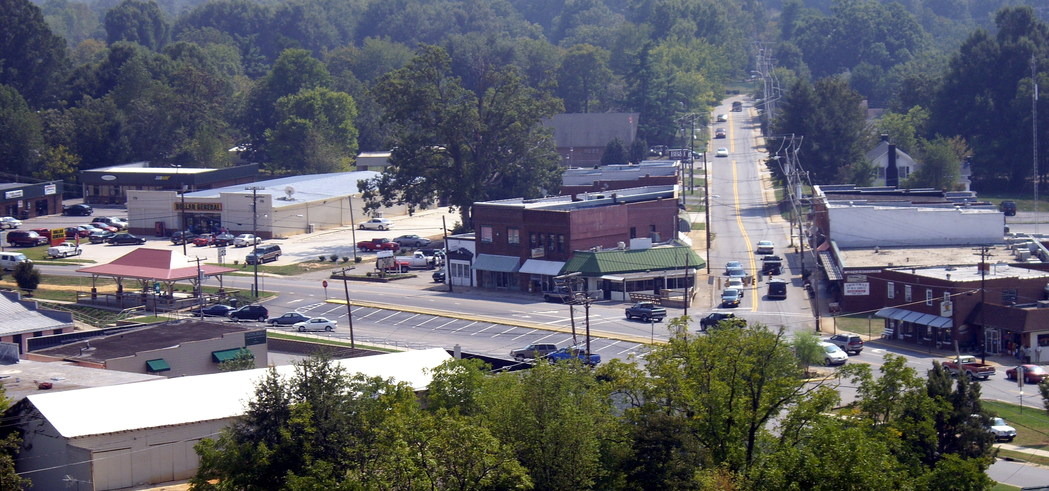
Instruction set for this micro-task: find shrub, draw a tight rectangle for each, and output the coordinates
[341,256,349,263]
[329,254,339,262]
[319,255,327,261]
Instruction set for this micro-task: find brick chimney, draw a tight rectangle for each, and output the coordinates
[885,140,899,188]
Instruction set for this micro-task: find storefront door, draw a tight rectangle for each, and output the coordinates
[984,328,1000,355]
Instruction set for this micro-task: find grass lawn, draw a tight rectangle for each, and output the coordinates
[973,191,1034,211]
[219,259,347,276]
[983,400,1049,466]
[991,483,1021,491]
[833,314,885,339]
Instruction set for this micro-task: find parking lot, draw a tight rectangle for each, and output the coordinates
[9,202,460,267]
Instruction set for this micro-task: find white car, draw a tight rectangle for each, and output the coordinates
[727,277,744,291]
[359,218,393,230]
[233,234,260,247]
[819,342,848,366]
[988,416,1017,442]
[716,113,728,122]
[294,317,337,332]
[715,148,729,157]
[0,216,21,229]
[755,240,775,255]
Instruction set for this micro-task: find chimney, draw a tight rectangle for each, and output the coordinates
[880,134,890,142]
[886,142,899,188]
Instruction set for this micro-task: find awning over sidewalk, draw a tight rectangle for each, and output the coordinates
[519,259,565,276]
[875,307,952,328]
[818,251,843,281]
[473,254,521,273]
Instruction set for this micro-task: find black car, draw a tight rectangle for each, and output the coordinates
[170,231,198,245]
[63,203,93,216]
[700,312,740,329]
[267,312,310,326]
[195,304,236,317]
[1000,200,1017,216]
[213,233,236,246]
[88,230,115,244]
[432,269,445,283]
[107,233,146,245]
[229,305,269,322]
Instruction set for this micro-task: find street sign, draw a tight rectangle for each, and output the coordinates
[153,282,160,294]
[322,280,328,288]
[217,246,226,257]
[377,250,394,258]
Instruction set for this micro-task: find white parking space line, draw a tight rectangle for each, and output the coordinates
[452,321,480,333]
[287,298,304,304]
[415,317,438,327]
[358,309,385,320]
[617,345,643,356]
[375,311,401,323]
[601,340,622,351]
[471,324,499,335]
[511,329,537,340]
[532,333,559,344]
[394,313,422,325]
[432,319,458,330]
[496,327,518,336]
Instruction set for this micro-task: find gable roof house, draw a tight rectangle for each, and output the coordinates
[544,113,640,167]
[867,135,920,187]
[0,291,75,354]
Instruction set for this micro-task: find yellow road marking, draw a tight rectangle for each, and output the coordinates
[729,158,760,312]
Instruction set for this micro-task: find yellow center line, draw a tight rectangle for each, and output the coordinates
[730,157,760,312]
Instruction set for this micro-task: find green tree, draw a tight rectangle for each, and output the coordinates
[792,330,824,370]
[13,261,40,295]
[0,0,69,107]
[426,357,490,416]
[600,137,628,165]
[217,348,256,372]
[265,87,358,174]
[0,384,29,489]
[906,136,967,190]
[104,0,171,51]
[0,85,44,176]
[557,44,612,113]
[774,76,866,184]
[368,45,563,227]
[629,138,647,164]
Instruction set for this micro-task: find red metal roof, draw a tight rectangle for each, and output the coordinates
[77,248,236,280]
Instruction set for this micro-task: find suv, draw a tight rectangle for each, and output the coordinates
[228,305,269,322]
[827,333,864,355]
[7,230,48,247]
[170,231,197,245]
[1000,201,1017,216]
[246,244,282,265]
[510,343,558,361]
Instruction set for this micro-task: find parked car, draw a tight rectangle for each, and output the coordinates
[0,216,21,229]
[827,333,864,355]
[91,217,125,230]
[988,417,1017,442]
[294,317,337,332]
[1005,364,1049,384]
[170,231,197,245]
[246,244,282,265]
[213,233,235,246]
[359,218,394,230]
[268,312,311,326]
[546,347,600,366]
[1000,200,1017,216]
[819,342,848,366]
[715,147,729,157]
[7,230,48,247]
[195,304,236,317]
[66,226,92,238]
[47,242,82,258]
[755,240,775,255]
[63,203,93,216]
[193,234,215,247]
[432,268,446,283]
[700,312,741,329]
[107,233,147,245]
[79,224,108,235]
[88,222,118,233]
[30,228,52,240]
[510,343,559,361]
[356,238,400,252]
[88,230,115,244]
[393,234,431,248]
[721,288,743,307]
[228,305,269,322]
[233,234,260,247]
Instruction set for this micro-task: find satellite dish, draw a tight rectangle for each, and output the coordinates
[284,186,295,200]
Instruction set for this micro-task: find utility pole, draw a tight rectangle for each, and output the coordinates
[974,245,994,364]
[246,186,264,297]
[349,196,359,262]
[555,272,582,345]
[442,215,452,292]
[193,256,205,319]
[1034,55,1040,212]
[173,164,187,256]
[340,267,356,348]
[703,147,711,275]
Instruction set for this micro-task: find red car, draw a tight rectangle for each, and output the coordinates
[1005,364,1048,384]
[193,234,215,247]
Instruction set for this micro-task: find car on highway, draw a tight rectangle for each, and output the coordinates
[195,304,236,317]
[715,148,729,157]
[233,234,260,247]
[63,203,93,216]
[510,343,558,361]
[0,216,21,229]
[755,240,775,255]
[700,312,741,329]
[714,128,726,139]
[1005,364,1049,384]
[107,233,147,245]
[393,234,431,248]
[294,317,337,332]
[727,266,746,279]
[267,312,311,326]
[767,278,788,299]
[725,261,743,274]
[727,277,744,291]
[359,218,393,230]
[819,342,848,366]
[721,288,743,307]
[228,305,269,322]
[716,113,728,122]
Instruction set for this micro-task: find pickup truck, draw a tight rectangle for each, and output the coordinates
[942,355,996,380]
[625,302,667,322]
[47,242,82,258]
[398,251,435,269]
[546,347,601,366]
[356,238,400,252]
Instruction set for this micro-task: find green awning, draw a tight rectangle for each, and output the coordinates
[212,348,250,363]
[145,359,170,372]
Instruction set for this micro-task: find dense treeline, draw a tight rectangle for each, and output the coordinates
[191,322,999,489]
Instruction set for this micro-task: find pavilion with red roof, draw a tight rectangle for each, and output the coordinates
[77,248,237,311]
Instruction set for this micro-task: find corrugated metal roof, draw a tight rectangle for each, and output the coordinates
[27,348,451,439]
[183,171,381,209]
[563,245,704,275]
[0,293,73,336]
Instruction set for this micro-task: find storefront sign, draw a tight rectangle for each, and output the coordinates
[940,300,953,317]
[845,269,883,274]
[843,282,870,296]
[531,247,545,258]
[846,274,867,282]
[44,184,56,195]
[4,190,22,199]
[174,202,222,212]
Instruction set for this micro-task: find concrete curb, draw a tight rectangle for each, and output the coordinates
[325,298,664,345]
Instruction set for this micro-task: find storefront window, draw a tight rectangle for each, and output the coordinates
[481,226,493,243]
[887,281,894,299]
[508,228,519,245]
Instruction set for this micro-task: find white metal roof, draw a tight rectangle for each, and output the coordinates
[27,348,451,439]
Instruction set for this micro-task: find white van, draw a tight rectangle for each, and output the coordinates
[0,252,30,270]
